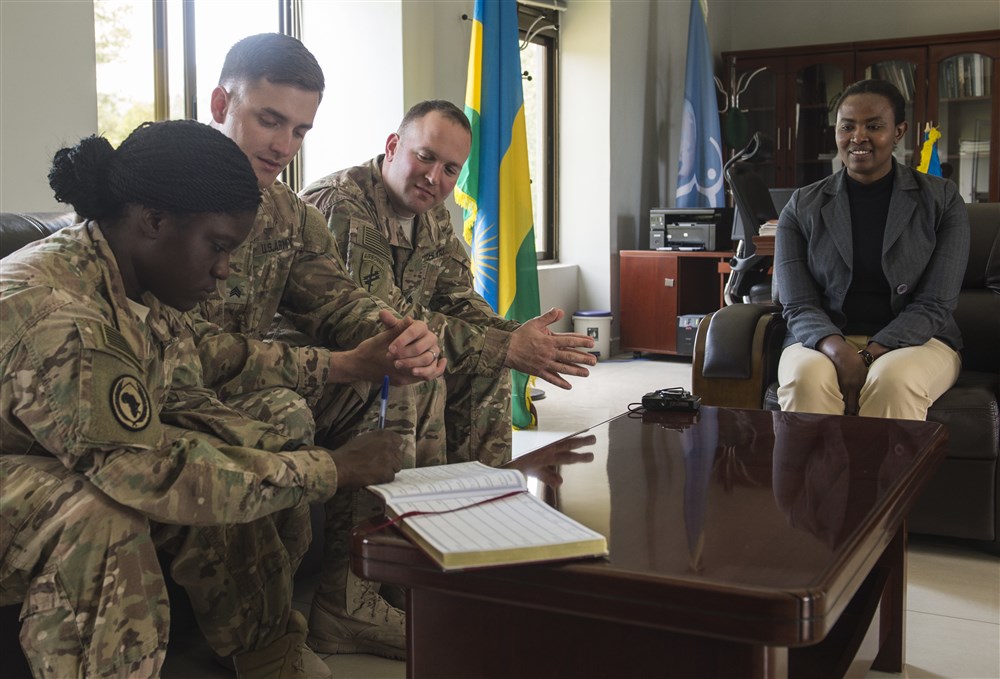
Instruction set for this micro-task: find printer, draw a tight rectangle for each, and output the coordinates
[649,207,734,251]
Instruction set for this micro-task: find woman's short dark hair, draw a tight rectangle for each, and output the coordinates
[219,33,325,101]
[399,100,472,137]
[49,120,261,222]
[836,79,907,126]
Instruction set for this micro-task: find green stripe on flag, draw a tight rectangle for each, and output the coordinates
[455,107,481,242]
[506,227,540,323]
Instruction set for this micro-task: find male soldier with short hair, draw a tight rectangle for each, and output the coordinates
[300,99,597,470]
[201,38,596,662]
[299,100,600,658]
[198,33,441,661]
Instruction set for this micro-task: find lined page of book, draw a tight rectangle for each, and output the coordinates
[391,492,604,554]
[367,461,608,570]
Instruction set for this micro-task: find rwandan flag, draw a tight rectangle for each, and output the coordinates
[455,0,541,430]
[675,0,724,208]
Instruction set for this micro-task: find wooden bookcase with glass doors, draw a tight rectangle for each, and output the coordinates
[720,30,999,203]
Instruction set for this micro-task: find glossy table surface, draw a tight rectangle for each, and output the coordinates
[354,406,948,648]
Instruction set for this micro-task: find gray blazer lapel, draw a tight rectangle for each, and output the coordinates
[821,176,853,268]
[883,166,919,254]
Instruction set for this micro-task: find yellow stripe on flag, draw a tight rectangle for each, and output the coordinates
[496,105,533,318]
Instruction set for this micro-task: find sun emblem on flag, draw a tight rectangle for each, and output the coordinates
[471,215,499,286]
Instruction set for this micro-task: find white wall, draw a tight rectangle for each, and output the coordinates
[1,0,97,212]
[301,1,405,185]
[728,0,999,52]
[401,1,469,109]
[538,263,579,332]
[400,1,473,242]
[559,0,613,319]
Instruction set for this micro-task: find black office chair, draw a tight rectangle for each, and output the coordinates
[723,133,777,305]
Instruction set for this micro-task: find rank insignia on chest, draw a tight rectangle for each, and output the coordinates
[110,375,152,431]
[229,285,243,299]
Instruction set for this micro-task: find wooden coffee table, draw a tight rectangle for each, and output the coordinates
[352,407,948,679]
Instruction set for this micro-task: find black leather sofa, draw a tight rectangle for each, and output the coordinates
[0,211,78,256]
[692,203,1000,553]
[1,212,81,675]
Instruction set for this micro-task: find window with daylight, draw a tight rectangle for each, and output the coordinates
[94,0,299,185]
[518,2,561,262]
[94,1,155,147]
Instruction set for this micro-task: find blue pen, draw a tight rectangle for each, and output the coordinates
[378,375,389,429]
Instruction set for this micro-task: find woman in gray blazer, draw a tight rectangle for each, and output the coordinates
[774,79,969,420]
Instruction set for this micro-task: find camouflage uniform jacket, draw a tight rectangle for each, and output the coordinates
[0,223,338,525]
[196,182,394,396]
[301,157,519,378]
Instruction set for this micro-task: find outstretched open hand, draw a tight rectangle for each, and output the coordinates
[505,308,597,390]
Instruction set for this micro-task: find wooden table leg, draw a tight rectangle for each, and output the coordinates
[872,524,907,672]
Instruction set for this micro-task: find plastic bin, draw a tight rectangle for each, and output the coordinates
[572,310,613,361]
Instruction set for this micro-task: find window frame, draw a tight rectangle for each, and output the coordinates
[150,0,304,190]
[517,3,560,262]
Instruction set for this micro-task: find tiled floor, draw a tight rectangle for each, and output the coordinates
[10,354,998,678]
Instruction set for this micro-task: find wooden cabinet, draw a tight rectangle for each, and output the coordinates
[619,250,729,355]
[722,30,1000,202]
[927,40,1000,202]
[855,46,927,169]
[721,49,855,188]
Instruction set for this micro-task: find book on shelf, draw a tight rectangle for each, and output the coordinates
[943,53,991,99]
[365,461,609,571]
[871,61,916,103]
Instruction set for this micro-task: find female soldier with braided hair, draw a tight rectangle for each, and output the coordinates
[0,120,402,679]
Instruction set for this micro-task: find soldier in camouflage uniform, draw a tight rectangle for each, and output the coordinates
[200,34,453,661]
[203,35,599,659]
[0,120,404,679]
[300,100,599,467]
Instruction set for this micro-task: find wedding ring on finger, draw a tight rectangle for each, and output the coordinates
[428,348,440,362]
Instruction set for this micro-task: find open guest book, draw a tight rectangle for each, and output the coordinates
[366,461,608,571]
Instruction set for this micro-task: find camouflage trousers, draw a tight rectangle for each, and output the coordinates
[0,456,167,679]
[220,380,421,611]
[412,370,513,468]
[166,387,317,658]
[152,497,308,659]
[309,381,419,564]
[313,381,416,467]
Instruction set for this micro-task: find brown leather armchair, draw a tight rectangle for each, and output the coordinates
[692,203,1000,552]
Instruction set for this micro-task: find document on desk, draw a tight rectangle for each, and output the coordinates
[366,462,608,571]
[757,221,778,237]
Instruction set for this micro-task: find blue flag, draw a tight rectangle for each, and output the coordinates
[675,0,724,208]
